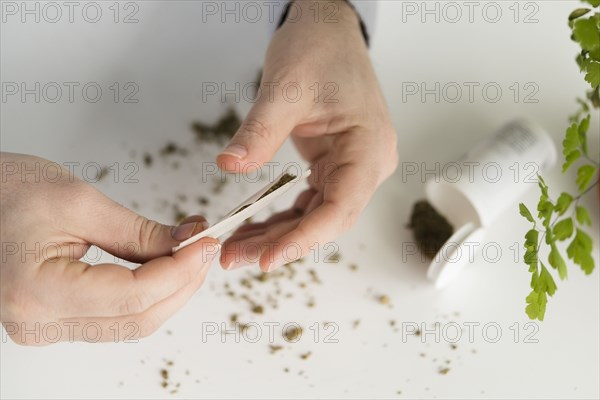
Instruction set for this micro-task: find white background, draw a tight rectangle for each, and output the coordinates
[1,1,599,399]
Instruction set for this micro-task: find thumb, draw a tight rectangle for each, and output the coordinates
[68,186,210,263]
[217,92,306,172]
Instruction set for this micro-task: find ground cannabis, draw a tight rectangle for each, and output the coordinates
[251,305,264,314]
[408,200,454,259]
[197,196,210,206]
[257,173,296,201]
[326,251,341,263]
[143,153,153,167]
[269,345,283,354]
[172,204,187,224]
[191,107,241,144]
[159,142,188,157]
[232,173,296,216]
[283,325,303,342]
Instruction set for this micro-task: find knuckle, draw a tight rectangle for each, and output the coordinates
[119,291,151,316]
[238,118,272,142]
[132,215,164,256]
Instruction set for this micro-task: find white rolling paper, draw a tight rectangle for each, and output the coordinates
[172,168,311,253]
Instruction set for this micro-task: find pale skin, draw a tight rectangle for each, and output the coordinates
[218,0,398,271]
[0,153,221,345]
[0,0,397,344]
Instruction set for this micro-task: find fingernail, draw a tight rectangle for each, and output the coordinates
[266,258,284,273]
[200,221,211,231]
[225,260,251,270]
[219,144,247,160]
[172,222,197,242]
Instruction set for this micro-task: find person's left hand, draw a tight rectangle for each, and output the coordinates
[1,152,219,345]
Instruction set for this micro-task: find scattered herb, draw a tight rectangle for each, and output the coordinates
[251,305,264,314]
[160,142,188,157]
[308,269,321,284]
[269,345,283,354]
[326,251,341,263]
[283,326,303,342]
[191,107,241,144]
[172,205,188,224]
[143,153,153,167]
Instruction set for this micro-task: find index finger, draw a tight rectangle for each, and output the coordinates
[258,162,375,271]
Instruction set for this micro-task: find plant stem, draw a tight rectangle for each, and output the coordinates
[535,178,599,254]
[578,178,599,198]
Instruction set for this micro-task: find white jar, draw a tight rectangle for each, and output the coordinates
[424,119,557,288]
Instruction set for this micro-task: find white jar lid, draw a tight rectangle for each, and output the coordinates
[425,222,486,288]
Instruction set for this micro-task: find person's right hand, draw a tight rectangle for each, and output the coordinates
[0,152,219,346]
[216,0,398,272]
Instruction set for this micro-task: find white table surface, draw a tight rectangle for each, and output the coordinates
[1,1,599,399]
